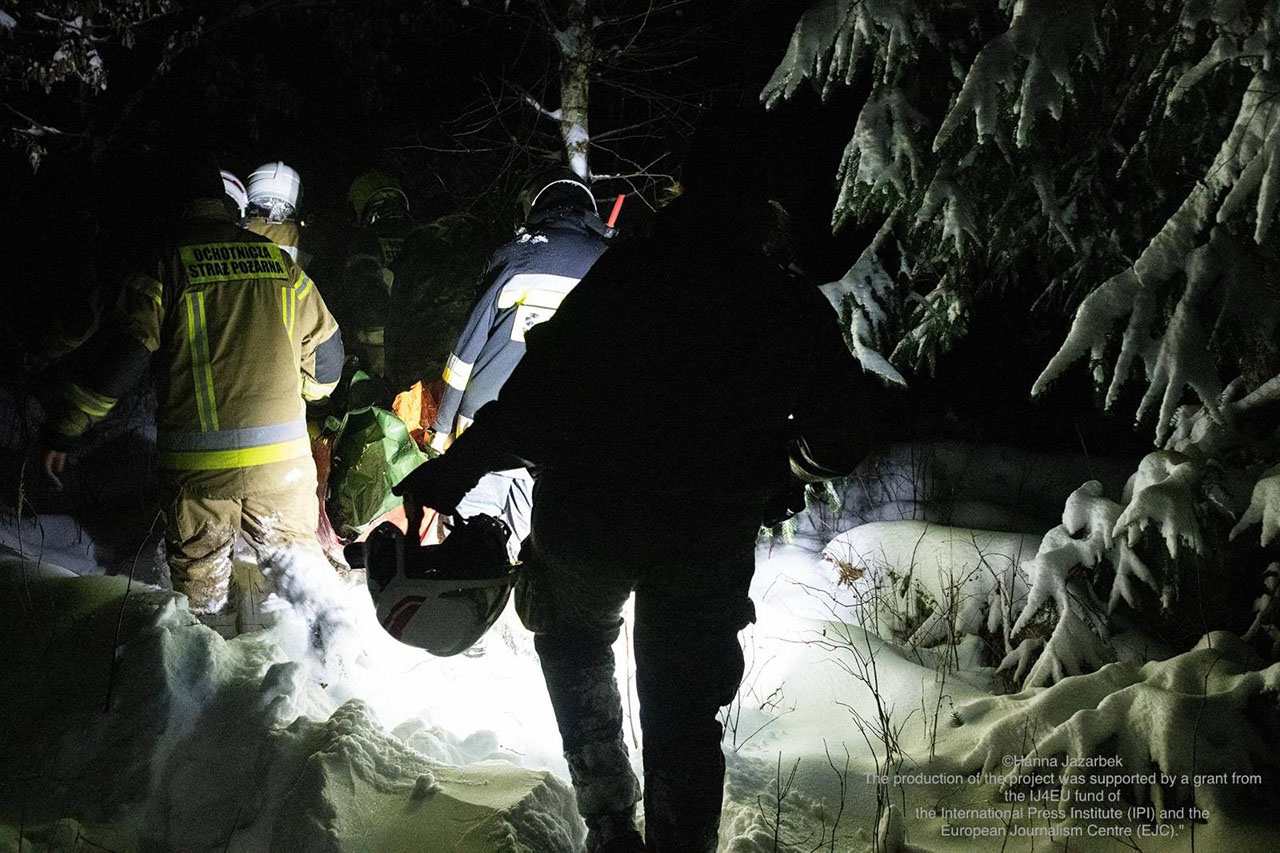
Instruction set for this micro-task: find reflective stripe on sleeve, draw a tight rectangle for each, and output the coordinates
[302,377,339,401]
[495,272,580,310]
[442,354,472,391]
[455,414,474,436]
[64,381,117,418]
[185,291,219,431]
[296,273,314,300]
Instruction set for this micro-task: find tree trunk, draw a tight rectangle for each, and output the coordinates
[556,0,593,178]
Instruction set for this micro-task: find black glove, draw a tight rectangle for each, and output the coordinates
[392,456,478,520]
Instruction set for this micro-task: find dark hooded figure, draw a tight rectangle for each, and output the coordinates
[394,109,893,851]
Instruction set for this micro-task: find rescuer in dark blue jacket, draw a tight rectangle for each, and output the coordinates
[430,169,612,552]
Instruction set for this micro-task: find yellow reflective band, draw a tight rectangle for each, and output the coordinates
[180,242,288,284]
[442,354,472,391]
[296,274,314,300]
[455,414,474,436]
[280,285,297,335]
[186,291,219,431]
[64,381,117,418]
[126,274,163,305]
[157,436,312,470]
[186,293,209,431]
[196,291,219,430]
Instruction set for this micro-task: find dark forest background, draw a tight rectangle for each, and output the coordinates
[0,0,1146,461]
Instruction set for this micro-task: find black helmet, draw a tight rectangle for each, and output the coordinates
[517,167,598,220]
[347,515,518,656]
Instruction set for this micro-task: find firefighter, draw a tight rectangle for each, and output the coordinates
[393,116,895,851]
[38,159,346,643]
[430,167,612,554]
[340,170,414,379]
[244,160,307,265]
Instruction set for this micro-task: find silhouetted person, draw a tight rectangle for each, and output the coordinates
[395,113,891,851]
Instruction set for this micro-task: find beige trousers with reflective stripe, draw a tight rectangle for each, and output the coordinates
[161,471,321,614]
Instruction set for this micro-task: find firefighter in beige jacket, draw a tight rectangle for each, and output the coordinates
[40,187,344,624]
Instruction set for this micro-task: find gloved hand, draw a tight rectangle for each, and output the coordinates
[428,429,451,453]
[392,456,478,521]
[762,477,807,528]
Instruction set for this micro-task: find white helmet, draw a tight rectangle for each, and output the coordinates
[221,170,248,220]
[347,514,518,656]
[247,160,302,223]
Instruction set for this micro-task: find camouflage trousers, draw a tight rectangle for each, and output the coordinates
[516,487,758,852]
[160,467,322,617]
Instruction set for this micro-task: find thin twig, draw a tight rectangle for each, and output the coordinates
[105,510,163,712]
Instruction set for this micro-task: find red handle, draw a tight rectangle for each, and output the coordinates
[606,193,625,228]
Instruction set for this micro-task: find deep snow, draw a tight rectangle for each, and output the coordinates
[3,439,1279,851]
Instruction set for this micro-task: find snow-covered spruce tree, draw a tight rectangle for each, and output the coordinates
[766,0,1280,686]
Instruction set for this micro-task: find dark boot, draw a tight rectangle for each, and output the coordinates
[642,765,724,852]
[536,632,642,842]
[584,808,644,852]
[633,593,750,853]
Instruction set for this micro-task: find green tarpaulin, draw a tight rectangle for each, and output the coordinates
[324,372,432,537]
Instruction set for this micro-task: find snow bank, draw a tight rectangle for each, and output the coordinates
[0,512,152,579]
[936,633,1280,849]
[790,440,1136,553]
[6,508,1277,851]
[821,520,1038,645]
[0,568,582,851]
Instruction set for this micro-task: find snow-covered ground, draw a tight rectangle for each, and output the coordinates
[3,439,1279,851]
